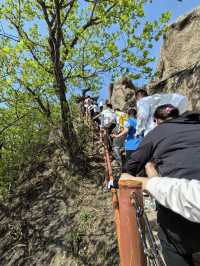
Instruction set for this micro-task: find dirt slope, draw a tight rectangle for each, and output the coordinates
[0,140,119,266]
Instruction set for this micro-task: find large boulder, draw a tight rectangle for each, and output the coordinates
[149,7,200,111]
[110,77,137,110]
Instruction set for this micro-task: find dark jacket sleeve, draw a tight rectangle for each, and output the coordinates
[124,140,154,176]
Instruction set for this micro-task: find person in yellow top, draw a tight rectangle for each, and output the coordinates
[115,108,128,132]
[112,108,128,163]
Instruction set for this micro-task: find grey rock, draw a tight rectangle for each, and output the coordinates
[149,6,200,111]
[110,77,137,110]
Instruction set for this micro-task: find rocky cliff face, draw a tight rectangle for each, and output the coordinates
[149,7,200,111]
[110,77,137,111]
[109,8,200,111]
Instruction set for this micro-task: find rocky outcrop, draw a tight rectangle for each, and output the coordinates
[149,7,200,111]
[110,77,137,111]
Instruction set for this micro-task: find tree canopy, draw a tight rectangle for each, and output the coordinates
[0,0,170,193]
[0,0,170,88]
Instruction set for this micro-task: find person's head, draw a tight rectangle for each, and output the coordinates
[135,89,148,101]
[154,104,179,125]
[106,103,113,109]
[127,108,137,118]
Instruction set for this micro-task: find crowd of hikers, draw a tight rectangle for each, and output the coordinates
[80,89,200,266]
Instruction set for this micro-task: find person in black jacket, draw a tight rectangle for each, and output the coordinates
[125,104,200,266]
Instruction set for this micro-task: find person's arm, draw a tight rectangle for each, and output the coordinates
[112,119,129,138]
[130,176,200,223]
[112,127,128,138]
[124,162,158,189]
[124,140,154,175]
[136,100,150,136]
[147,177,200,223]
[145,161,159,177]
[93,113,101,120]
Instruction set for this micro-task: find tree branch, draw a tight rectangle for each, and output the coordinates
[5,14,53,74]
[0,113,29,135]
[61,0,76,26]
[0,33,19,42]
[16,77,51,117]
[66,2,116,54]
[25,86,51,117]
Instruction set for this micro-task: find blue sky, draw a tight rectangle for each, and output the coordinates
[1,0,199,101]
[100,0,200,100]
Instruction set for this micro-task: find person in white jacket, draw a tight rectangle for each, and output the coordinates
[135,89,188,136]
[130,176,200,223]
[127,162,200,223]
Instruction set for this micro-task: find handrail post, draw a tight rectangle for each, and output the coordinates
[118,174,147,266]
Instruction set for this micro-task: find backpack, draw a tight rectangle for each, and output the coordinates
[101,109,116,128]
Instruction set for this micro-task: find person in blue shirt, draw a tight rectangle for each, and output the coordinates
[112,108,141,160]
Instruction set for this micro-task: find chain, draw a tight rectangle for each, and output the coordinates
[132,192,165,266]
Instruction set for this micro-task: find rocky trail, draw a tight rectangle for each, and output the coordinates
[0,136,119,266]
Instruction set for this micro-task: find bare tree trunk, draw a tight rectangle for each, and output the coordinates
[54,66,78,154]
[58,79,75,141]
[38,0,82,157]
[40,0,78,153]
